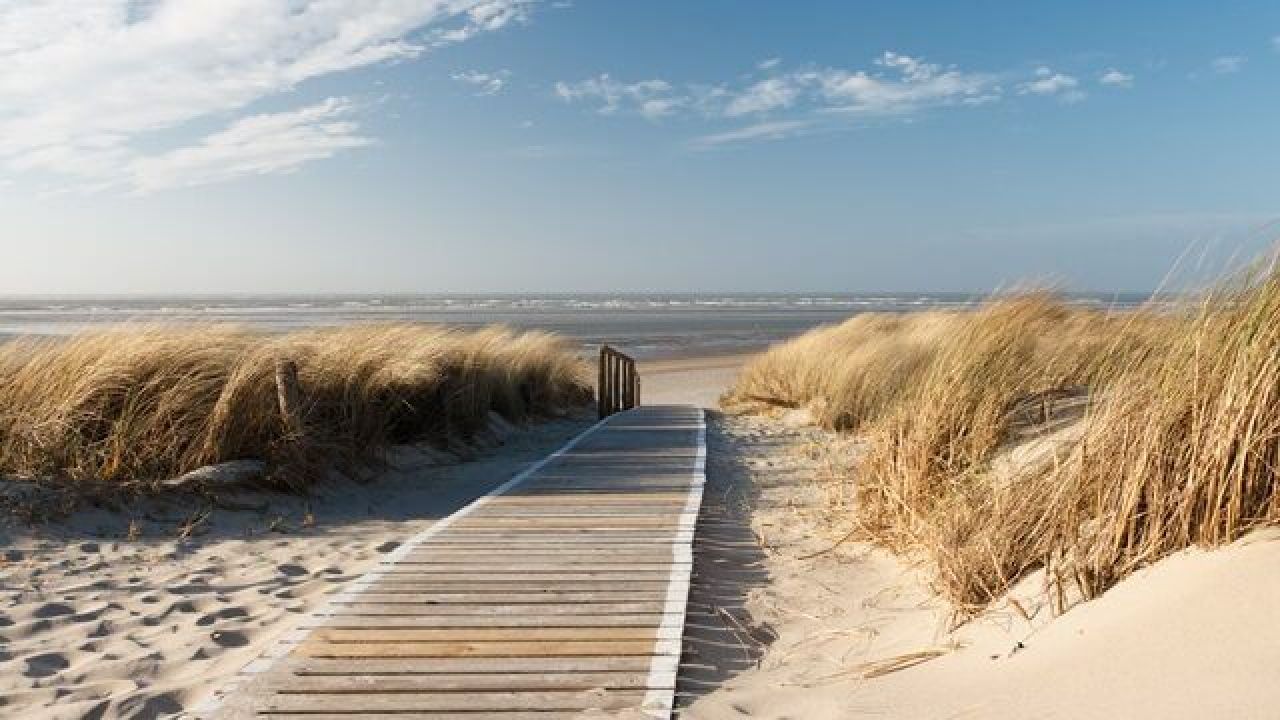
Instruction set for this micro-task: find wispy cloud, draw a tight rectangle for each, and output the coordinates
[557,52,1002,129]
[557,52,1122,146]
[1017,67,1085,103]
[1210,55,1246,74]
[453,69,512,96]
[0,0,538,192]
[690,120,811,149]
[129,98,372,194]
[1098,68,1134,88]
[554,76,691,119]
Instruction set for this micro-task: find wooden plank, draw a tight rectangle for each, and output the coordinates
[336,592,665,604]
[264,690,649,713]
[381,558,686,568]
[368,568,675,579]
[276,672,659,693]
[310,614,674,629]
[489,492,688,503]
[395,552,678,561]
[295,639,663,658]
[323,603,667,615]
[313,628,659,642]
[290,656,655,674]
[450,516,679,527]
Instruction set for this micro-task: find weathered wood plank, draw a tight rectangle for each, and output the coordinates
[322,599,670,609]
[313,627,659,642]
[381,558,680,568]
[276,672,660,693]
[289,656,655,674]
[295,639,664,658]
[309,614,674,629]
[264,690,649,712]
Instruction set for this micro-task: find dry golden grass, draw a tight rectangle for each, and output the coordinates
[0,324,591,492]
[724,290,1211,610]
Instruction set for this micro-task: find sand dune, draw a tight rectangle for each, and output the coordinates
[683,411,1280,719]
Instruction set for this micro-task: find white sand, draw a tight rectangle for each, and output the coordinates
[639,354,752,409]
[683,411,1280,719]
[0,417,591,720]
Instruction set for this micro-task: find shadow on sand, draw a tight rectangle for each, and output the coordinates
[676,410,779,713]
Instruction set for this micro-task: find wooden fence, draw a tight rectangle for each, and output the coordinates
[597,345,640,418]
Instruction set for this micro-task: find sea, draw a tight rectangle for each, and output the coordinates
[0,293,1151,360]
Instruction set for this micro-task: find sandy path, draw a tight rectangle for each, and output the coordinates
[640,354,753,409]
[0,417,591,720]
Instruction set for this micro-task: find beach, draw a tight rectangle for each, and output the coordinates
[0,354,749,719]
[5,335,1280,719]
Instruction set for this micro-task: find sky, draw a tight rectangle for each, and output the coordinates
[1,0,1278,294]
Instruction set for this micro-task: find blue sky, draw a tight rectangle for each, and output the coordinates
[1,0,1278,294]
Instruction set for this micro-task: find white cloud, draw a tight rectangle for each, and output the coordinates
[1098,68,1134,88]
[554,76,687,119]
[1210,56,1246,74]
[1017,67,1085,103]
[129,98,372,193]
[690,120,810,149]
[813,52,1001,115]
[725,77,802,116]
[453,69,512,96]
[757,57,782,70]
[557,52,1001,125]
[0,0,537,192]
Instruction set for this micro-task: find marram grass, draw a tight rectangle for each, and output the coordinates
[727,276,1280,611]
[0,324,591,492]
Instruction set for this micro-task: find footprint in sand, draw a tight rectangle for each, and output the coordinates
[23,652,69,678]
[34,602,75,619]
[196,607,249,627]
[210,630,249,648]
[276,563,307,577]
[375,540,401,553]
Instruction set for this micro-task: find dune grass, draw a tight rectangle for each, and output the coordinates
[0,324,591,492]
[725,275,1280,611]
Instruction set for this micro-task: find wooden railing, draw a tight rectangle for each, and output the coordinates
[598,345,641,418]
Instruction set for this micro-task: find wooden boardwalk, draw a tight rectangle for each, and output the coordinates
[201,404,706,720]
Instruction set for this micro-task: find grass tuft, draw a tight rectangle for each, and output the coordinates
[0,324,591,492]
[724,284,1278,610]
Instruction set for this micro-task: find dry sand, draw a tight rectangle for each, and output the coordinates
[0,417,592,720]
[681,410,1280,719]
[639,353,753,409]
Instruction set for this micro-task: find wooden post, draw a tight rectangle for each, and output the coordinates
[597,346,642,417]
[621,361,630,410]
[612,353,622,413]
[597,346,609,419]
[274,359,304,438]
[623,360,634,409]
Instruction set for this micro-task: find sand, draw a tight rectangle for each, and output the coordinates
[0,417,592,720]
[639,353,753,409]
[681,410,1280,719]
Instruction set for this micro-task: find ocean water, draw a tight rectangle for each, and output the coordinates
[0,293,1150,360]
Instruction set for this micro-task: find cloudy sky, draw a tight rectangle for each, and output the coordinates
[2,0,1277,293]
